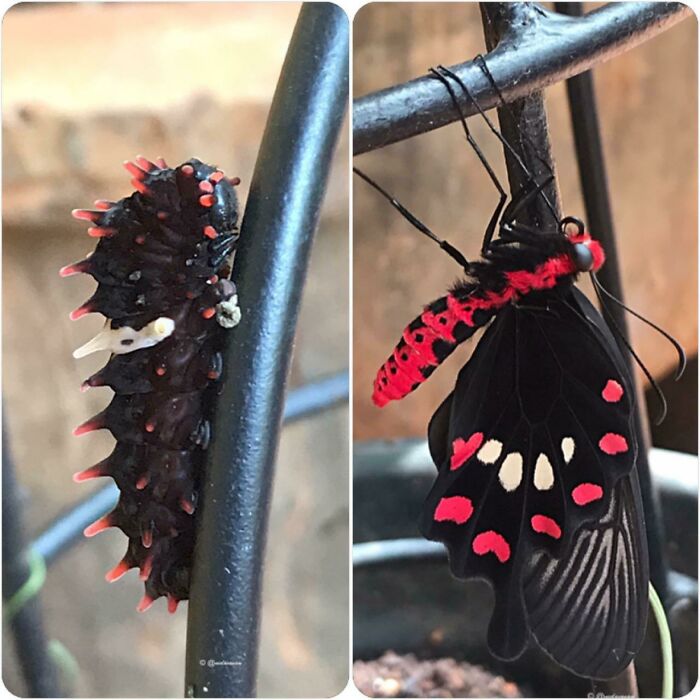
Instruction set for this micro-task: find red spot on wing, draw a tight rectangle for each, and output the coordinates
[530,514,562,539]
[434,496,473,524]
[572,483,604,506]
[602,379,624,403]
[450,433,484,470]
[599,433,628,455]
[472,531,510,563]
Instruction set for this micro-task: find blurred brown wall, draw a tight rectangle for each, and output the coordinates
[353,3,698,441]
[3,3,348,697]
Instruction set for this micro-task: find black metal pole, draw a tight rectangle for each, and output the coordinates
[480,3,562,227]
[184,4,348,697]
[3,422,61,697]
[353,2,691,155]
[556,0,670,605]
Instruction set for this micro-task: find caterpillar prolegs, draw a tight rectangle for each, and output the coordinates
[64,157,241,612]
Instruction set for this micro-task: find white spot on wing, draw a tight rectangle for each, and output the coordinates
[561,436,575,463]
[534,453,554,490]
[498,452,523,491]
[477,439,503,464]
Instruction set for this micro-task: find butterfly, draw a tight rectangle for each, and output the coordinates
[361,62,684,680]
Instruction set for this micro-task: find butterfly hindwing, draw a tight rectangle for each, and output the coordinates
[421,288,641,669]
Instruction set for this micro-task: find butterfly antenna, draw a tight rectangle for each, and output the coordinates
[353,167,471,271]
[592,273,686,380]
[436,62,559,226]
[591,278,669,425]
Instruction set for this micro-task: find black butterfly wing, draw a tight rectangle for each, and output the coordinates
[422,287,645,673]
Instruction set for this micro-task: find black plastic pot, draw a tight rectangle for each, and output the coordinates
[354,440,698,697]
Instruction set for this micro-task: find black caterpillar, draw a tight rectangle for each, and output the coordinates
[64,156,241,612]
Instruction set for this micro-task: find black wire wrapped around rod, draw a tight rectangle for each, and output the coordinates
[353,2,691,155]
[184,3,348,697]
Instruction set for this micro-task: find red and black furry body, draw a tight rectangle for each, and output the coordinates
[373,230,604,406]
[65,157,240,612]
[371,224,651,679]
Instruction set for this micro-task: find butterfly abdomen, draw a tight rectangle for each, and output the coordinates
[66,157,240,612]
[373,237,604,407]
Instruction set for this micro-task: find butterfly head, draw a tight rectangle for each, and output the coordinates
[560,216,605,273]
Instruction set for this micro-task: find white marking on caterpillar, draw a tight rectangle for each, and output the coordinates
[73,317,175,358]
[498,452,523,491]
[561,436,575,464]
[534,453,554,490]
[477,439,503,464]
[216,294,241,329]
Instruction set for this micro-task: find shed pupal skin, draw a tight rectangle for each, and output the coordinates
[73,317,176,359]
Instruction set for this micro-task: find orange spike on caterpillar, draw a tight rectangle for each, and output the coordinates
[87,226,117,238]
[137,594,155,613]
[105,559,132,583]
[123,160,148,180]
[84,515,113,538]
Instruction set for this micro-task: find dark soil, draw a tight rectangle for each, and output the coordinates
[353,651,523,698]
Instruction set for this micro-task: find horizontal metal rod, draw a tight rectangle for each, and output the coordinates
[31,372,348,566]
[354,2,691,154]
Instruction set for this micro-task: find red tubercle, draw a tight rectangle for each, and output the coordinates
[84,516,112,538]
[450,433,484,470]
[93,199,115,211]
[60,260,90,277]
[472,530,511,563]
[137,594,155,613]
[180,497,195,515]
[181,164,195,176]
[144,421,156,433]
[155,156,168,169]
[123,160,148,180]
[155,366,167,376]
[141,529,153,549]
[167,596,180,614]
[209,171,225,183]
[71,208,102,223]
[207,370,221,380]
[73,412,106,436]
[135,235,146,245]
[572,482,604,506]
[157,211,169,221]
[139,556,154,582]
[599,433,628,455]
[434,496,473,524]
[105,560,131,583]
[228,176,241,186]
[199,194,215,207]
[201,307,216,320]
[87,226,116,238]
[72,465,105,482]
[135,475,149,490]
[602,379,624,403]
[203,225,218,239]
[131,178,151,195]
[199,180,214,193]
[530,514,562,539]
[135,155,157,172]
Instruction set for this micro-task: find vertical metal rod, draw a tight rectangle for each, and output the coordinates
[480,3,562,227]
[184,4,348,697]
[555,1,669,604]
[2,422,61,697]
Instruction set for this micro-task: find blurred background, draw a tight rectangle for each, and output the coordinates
[353,3,697,697]
[353,2,697,451]
[3,3,348,697]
